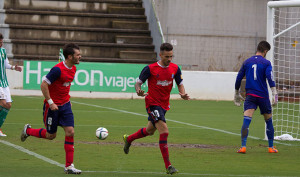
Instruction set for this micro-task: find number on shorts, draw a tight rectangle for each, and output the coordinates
[48,117,52,125]
[151,110,160,118]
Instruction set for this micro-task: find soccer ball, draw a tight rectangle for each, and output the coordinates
[96,127,109,140]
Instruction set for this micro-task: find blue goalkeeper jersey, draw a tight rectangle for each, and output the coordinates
[235,55,275,98]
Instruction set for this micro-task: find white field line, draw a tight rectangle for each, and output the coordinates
[0,98,296,176]
[0,139,297,177]
[71,101,292,146]
[4,122,201,130]
[0,140,64,168]
[84,170,298,177]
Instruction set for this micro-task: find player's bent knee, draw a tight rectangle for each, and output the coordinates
[147,131,155,136]
[64,127,74,137]
[65,131,74,137]
[46,133,56,140]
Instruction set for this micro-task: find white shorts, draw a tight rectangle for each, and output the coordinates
[0,87,12,103]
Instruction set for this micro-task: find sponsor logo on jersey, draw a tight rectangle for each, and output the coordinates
[157,80,172,86]
[63,82,71,87]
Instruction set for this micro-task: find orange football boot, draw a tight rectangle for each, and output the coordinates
[237,147,246,153]
[268,146,278,153]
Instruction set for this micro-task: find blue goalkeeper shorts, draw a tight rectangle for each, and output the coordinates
[244,95,272,115]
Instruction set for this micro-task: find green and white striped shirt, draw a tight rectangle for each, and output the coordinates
[0,48,9,87]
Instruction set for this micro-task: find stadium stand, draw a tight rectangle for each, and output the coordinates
[1,0,156,63]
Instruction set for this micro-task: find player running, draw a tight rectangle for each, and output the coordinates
[123,43,190,175]
[21,43,82,174]
[234,41,278,154]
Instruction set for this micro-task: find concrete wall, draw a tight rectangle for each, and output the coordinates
[7,67,237,101]
[142,0,163,57]
[153,0,269,71]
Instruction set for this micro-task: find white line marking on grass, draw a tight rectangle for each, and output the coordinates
[71,101,292,146]
[83,170,297,177]
[11,108,114,114]
[0,140,64,168]
[0,139,297,177]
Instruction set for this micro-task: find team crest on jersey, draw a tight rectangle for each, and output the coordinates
[157,80,172,86]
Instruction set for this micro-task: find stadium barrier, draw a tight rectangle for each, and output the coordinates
[7,62,236,101]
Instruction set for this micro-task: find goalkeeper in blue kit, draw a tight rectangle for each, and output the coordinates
[234,41,278,153]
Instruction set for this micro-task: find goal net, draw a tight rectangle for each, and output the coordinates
[267,1,300,141]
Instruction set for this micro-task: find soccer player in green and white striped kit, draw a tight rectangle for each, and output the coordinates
[0,33,22,136]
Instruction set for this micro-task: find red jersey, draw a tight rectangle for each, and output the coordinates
[44,62,76,105]
[138,62,183,110]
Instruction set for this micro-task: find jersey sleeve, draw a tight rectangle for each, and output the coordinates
[174,66,183,85]
[138,66,151,83]
[4,58,12,69]
[44,67,61,85]
[235,63,246,90]
[266,62,276,88]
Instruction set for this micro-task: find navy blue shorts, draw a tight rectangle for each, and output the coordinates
[244,95,272,115]
[43,101,74,134]
[146,106,167,127]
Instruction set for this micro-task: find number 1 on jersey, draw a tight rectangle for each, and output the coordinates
[252,64,257,80]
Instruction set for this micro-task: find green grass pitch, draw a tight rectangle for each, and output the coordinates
[0,96,299,177]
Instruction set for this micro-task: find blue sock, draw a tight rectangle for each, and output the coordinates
[241,116,252,147]
[265,118,274,147]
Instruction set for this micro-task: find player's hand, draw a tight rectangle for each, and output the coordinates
[179,92,190,100]
[49,103,59,111]
[234,90,244,106]
[271,87,278,106]
[136,89,147,97]
[15,65,22,72]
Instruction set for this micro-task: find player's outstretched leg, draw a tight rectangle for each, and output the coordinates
[123,128,149,154]
[123,134,131,154]
[64,163,81,174]
[166,165,179,175]
[20,124,31,142]
[265,118,278,153]
[237,116,252,153]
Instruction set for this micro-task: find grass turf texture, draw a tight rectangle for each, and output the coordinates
[0,96,299,177]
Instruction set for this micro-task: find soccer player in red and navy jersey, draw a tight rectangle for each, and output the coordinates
[21,43,82,174]
[123,43,189,175]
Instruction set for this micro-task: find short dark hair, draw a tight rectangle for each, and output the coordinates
[63,43,80,59]
[0,33,3,40]
[257,41,271,53]
[160,43,173,52]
